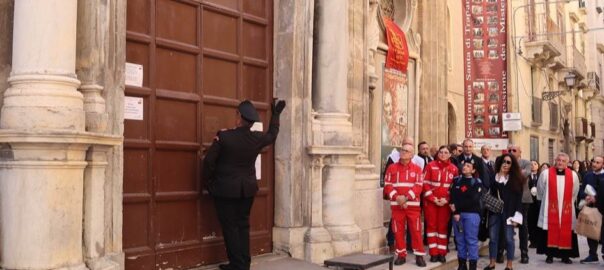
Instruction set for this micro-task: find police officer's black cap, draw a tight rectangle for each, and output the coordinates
[238,100,260,122]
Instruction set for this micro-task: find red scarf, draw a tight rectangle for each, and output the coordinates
[547,167,574,249]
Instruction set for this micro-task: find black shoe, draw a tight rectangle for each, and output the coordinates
[416,256,427,267]
[438,255,447,263]
[483,264,495,270]
[496,252,504,263]
[457,259,467,270]
[394,257,406,265]
[561,257,572,264]
[430,256,439,263]
[218,264,232,270]
[580,255,599,264]
[504,268,512,270]
[469,260,477,270]
[520,253,529,264]
[545,256,553,264]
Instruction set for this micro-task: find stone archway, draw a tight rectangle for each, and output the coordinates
[448,102,457,143]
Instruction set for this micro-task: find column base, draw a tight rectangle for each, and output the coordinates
[314,112,353,146]
[304,227,333,264]
[86,257,120,270]
[327,225,362,256]
[272,226,308,259]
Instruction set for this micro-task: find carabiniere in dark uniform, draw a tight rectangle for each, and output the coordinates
[202,99,285,270]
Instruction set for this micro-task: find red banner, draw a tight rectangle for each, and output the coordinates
[462,0,508,140]
[384,18,409,72]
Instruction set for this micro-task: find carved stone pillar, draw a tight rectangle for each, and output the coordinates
[0,1,122,269]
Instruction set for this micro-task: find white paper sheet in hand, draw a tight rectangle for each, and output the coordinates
[506,211,523,225]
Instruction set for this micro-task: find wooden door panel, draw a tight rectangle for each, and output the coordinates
[155,200,199,246]
[202,57,238,98]
[243,1,267,18]
[156,0,198,45]
[126,0,150,34]
[154,150,197,192]
[125,0,273,268]
[123,149,150,193]
[155,99,198,142]
[201,10,238,53]
[155,48,197,93]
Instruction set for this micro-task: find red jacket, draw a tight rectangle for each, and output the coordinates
[422,160,459,204]
[383,161,424,210]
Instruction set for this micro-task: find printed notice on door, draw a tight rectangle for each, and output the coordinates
[124,96,143,120]
[125,63,143,87]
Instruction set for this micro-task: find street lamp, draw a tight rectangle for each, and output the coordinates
[542,72,576,101]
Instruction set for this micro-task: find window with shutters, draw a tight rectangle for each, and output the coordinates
[549,102,559,131]
[532,97,543,125]
[530,136,539,161]
[548,139,555,164]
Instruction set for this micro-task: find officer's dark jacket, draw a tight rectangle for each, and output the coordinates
[202,116,279,198]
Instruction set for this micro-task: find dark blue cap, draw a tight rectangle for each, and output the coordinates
[238,100,260,122]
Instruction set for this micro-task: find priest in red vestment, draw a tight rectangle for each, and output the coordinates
[536,152,580,264]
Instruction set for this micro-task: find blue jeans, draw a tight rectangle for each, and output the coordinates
[454,213,481,260]
[488,213,515,260]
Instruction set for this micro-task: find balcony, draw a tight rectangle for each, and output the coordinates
[525,13,564,66]
[569,47,587,81]
[575,117,588,142]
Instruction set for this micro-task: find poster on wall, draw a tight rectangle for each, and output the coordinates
[380,60,413,186]
[462,0,508,148]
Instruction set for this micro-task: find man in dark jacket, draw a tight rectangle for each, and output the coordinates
[455,139,488,187]
[203,99,285,270]
[579,156,604,264]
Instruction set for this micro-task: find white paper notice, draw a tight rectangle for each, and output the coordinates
[125,63,143,87]
[124,96,144,120]
[251,122,263,180]
[502,112,522,131]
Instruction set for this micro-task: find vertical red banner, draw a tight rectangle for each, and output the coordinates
[384,18,409,72]
[462,0,508,141]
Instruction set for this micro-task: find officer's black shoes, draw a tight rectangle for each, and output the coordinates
[545,256,553,264]
[218,264,232,270]
[416,256,427,267]
[457,259,467,270]
[438,255,447,263]
[430,256,439,263]
[520,252,529,264]
[561,257,572,264]
[394,257,406,265]
[469,260,477,270]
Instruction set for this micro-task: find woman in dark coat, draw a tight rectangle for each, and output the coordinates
[483,154,525,270]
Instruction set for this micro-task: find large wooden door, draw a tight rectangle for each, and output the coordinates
[124,1,274,269]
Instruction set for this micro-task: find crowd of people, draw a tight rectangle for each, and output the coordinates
[383,137,604,270]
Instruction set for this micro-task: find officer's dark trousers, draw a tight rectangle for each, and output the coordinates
[214,197,254,270]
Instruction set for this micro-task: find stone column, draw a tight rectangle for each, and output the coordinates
[0,1,87,270]
[313,0,353,145]
[1,0,84,130]
[307,0,361,262]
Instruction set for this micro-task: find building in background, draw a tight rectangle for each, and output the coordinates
[585,0,604,156]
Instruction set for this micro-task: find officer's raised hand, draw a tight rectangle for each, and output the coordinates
[272,98,286,115]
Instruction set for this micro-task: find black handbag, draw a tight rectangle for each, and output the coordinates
[481,188,504,214]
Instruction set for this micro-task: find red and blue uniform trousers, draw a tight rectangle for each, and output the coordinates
[453,212,481,261]
[390,203,426,258]
[424,201,451,256]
